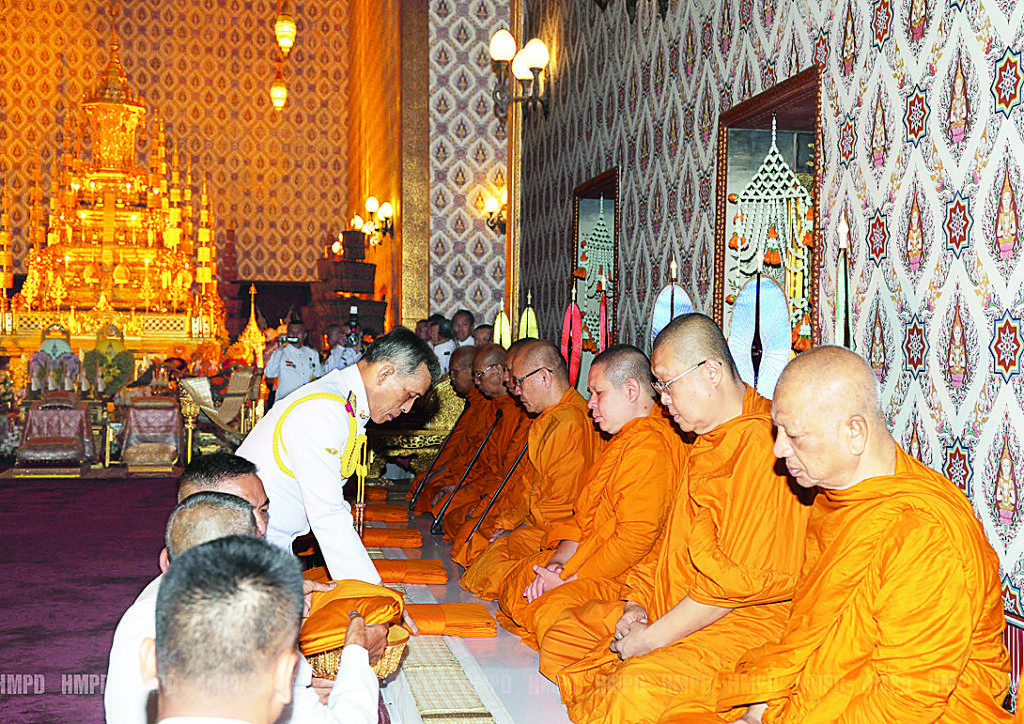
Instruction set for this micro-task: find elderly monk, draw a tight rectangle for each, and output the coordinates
[449,337,536,567]
[545,313,811,723]
[431,344,532,538]
[708,346,1012,724]
[412,345,492,514]
[495,344,686,652]
[460,339,604,600]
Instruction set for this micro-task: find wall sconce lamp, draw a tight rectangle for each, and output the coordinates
[270,61,288,111]
[274,0,297,58]
[351,197,394,245]
[484,188,507,234]
[488,29,550,118]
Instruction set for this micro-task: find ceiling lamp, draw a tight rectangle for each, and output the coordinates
[274,1,297,58]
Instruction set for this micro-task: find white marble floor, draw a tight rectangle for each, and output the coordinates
[378,512,572,724]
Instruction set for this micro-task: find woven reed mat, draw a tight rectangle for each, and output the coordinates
[399,635,495,722]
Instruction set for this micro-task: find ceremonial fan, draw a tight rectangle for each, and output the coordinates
[650,257,695,346]
[727,274,790,397]
[560,279,583,387]
[493,309,512,349]
[519,291,539,339]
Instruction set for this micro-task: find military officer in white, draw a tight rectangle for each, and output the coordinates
[264,321,323,401]
[237,326,440,584]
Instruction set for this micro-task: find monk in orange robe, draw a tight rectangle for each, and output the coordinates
[544,313,811,723]
[430,344,532,536]
[495,344,687,652]
[449,338,535,566]
[706,347,1012,724]
[460,339,604,601]
[412,345,493,514]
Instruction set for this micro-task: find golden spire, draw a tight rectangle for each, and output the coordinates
[84,2,140,107]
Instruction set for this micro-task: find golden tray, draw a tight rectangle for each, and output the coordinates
[307,625,410,680]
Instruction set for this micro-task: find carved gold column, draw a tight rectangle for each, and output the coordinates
[399,0,431,328]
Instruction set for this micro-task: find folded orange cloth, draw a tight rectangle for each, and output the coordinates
[404,603,497,638]
[364,503,409,523]
[373,559,448,585]
[303,566,330,583]
[361,527,423,549]
[300,580,404,656]
[365,486,389,502]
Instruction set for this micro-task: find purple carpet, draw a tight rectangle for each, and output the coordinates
[0,474,177,723]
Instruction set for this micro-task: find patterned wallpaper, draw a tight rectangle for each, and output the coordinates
[0,0,349,282]
[518,0,1024,623]
[428,0,510,321]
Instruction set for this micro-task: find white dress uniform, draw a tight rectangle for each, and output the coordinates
[265,343,324,400]
[236,366,380,584]
[326,344,362,373]
[432,338,457,372]
[104,574,378,724]
[456,336,475,348]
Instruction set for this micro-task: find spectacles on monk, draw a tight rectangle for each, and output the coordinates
[472,363,504,381]
[652,360,707,395]
[512,367,551,389]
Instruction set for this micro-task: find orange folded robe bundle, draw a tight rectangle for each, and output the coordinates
[364,486,389,502]
[361,527,423,549]
[303,565,331,583]
[300,580,405,657]
[364,503,410,523]
[372,558,449,585]
[404,603,497,637]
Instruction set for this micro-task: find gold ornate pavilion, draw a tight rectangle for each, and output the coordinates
[0,8,225,377]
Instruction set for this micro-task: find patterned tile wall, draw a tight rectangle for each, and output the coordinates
[428,0,510,322]
[518,0,1024,617]
[0,0,349,282]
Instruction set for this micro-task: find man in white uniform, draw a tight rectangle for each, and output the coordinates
[452,309,476,348]
[236,326,440,583]
[105,455,383,724]
[431,317,457,372]
[265,321,323,401]
[325,323,362,372]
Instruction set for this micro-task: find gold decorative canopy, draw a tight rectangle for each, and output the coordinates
[0,1,224,357]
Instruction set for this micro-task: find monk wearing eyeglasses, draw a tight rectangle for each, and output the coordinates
[494,344,688,653]
[450,338,536,567]
[429,344,532,537]
[544,313,811,723]
[701,346,1012,724]
[460,339,605,600]
[411,345,494,515]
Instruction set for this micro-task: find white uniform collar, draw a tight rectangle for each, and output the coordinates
[336,364,372,425]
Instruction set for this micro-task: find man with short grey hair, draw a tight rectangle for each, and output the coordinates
[237,326,440,583]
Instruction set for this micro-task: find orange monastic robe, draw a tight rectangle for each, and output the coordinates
[460,388,604,601]
[412,387,493,514]
[546,387,811,724]
[495,408,688,650]
[432,394,532,531]
[710,448,1012,724]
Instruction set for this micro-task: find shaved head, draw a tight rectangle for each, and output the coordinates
[591,344,655,399]
[511,339,570,414]
[653,313,740,381]
[772,346,896,490]
[448,345,477,397]
[450,345,477,368]
[473,344,508,398]
[503,337,534,395]
[517,339,569,383]
[475,343,506,368]
[775,345,883,424]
